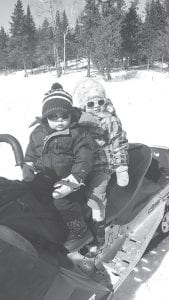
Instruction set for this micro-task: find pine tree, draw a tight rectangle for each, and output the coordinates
[10,0,25,37]
[0,26,9,71]
[60,10,70,71]
[164,0,169,17]
[92,0,124,79]
[158,0,169,64]
[47,0,62,76]
[142,0,167,68]
[61,10,69,34]
[52,10,62,76]
[9,0,28,75]
[24,5,37,72]
[73,19,83,64]
[121,2,143,66]
[35,18,54,68]
[80,0,101,76]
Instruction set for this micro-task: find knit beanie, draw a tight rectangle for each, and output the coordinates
[42,89,73,118]
[73,78,106,109]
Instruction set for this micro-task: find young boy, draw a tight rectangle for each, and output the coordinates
[73,78,129,252]
[22,84,95,250]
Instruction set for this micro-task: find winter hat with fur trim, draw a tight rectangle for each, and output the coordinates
[73,78,106,109]
[42,89,73,118]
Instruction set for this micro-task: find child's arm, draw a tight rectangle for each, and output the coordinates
[23,128,43,181]
[53,129,94,199]
[71,129,95,183]
[108,115,129,186]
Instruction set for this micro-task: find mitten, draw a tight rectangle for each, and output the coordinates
[116,166,129,187]
[52,184,72,199]
[22,162,36,182]
[52,174,81,199]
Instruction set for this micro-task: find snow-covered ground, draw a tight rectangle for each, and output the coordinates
[0,67,169,299]
[1,67,169,180]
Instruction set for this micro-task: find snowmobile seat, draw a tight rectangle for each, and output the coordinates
[105,144,169,225]
[105,143,153,225]
[151,146,169,171]
[0,225,38,257]
[0,177,69,252]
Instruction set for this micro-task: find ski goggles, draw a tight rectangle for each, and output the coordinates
[86,99,106,108]
[47,112,71,121]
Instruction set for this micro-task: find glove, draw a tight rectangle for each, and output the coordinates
[52,184,72,199]
[52,174,81,200]
[116,166,129,187]
[22,162,36,182]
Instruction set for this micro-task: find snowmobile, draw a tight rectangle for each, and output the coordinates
[0,134,169,300]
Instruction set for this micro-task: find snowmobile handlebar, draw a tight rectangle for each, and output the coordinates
[0,134,24,167]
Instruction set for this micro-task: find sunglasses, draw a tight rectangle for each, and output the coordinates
[47,112,71,121]
[86,99,105,108]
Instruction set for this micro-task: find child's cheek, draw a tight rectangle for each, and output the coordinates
[47,119,56,129]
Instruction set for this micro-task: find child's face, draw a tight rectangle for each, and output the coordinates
[47,112,71,131]
[85,98,106,113]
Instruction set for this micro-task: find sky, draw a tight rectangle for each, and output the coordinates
[0,0,147,32]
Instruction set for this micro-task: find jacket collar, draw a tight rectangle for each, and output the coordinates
[43,128,70,153]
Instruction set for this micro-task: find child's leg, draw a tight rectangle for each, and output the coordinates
[86,172,111,249]
[53,189,91,251]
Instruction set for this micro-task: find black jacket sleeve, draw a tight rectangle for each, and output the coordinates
[24,126,45,165]
[71,128,94,183]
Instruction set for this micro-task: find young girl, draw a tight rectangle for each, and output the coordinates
[22,85,95,251]
[73,78,129,252]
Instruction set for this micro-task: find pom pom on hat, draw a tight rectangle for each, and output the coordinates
[45,82,63,96]
[42,89,73,118]
[73,78,106,109]
[51,82,63,91]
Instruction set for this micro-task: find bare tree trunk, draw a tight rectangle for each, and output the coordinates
[106,68,111,80]
[23,60,28,77]
[161,55,164,70]
[30,61,34,74]
[87,52,90,77]
[147,57,150,70]
[76,54,78,70]
[50,0,61,77]
[63,27,68,74]
[4,65,8,75]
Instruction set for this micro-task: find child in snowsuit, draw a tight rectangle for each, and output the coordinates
[22,84,95,250]
[73,78,129,252]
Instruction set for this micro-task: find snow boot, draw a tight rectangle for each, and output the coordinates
[64,217,93,252]
[86,220,106,257]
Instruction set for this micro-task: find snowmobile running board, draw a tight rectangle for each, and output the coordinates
[95,183,169,293]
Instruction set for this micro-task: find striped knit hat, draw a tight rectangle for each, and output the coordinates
[42,89,73,118]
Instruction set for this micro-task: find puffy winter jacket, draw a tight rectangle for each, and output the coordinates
[79,108,129,174]
[25,121,94,183]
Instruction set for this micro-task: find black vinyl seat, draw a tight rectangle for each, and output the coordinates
[106,144,169,225]
[106,143,152,225]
